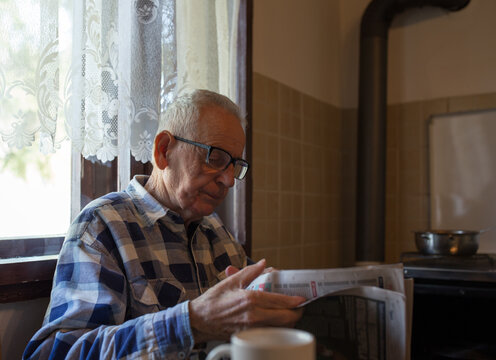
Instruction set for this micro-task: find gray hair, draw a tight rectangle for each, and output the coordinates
[158,89,246,139]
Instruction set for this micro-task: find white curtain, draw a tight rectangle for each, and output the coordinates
[0,0,241,185]
[0,0,246,244]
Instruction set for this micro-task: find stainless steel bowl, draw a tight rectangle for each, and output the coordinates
[414,230,480,256]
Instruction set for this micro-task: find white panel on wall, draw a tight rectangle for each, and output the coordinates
[429,109,496,253]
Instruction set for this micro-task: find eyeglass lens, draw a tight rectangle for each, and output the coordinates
[233,163,248,180]
[208,148,248,180]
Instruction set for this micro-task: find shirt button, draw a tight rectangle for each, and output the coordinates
[178,351,186,359]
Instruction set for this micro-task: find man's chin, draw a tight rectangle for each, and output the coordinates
[191,203,218,219]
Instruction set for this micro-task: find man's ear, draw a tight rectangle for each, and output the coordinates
[153,131,174,170]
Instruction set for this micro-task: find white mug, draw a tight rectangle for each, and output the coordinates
[205,327,315,360]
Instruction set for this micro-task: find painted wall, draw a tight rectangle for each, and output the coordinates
[253,0,496,107]
[389,1,496,104]
[253,0,342,106]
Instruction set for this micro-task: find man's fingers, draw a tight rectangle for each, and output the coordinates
[225,265,240,277]
[219,258,266,290]
[262,266,275,274]
[248,291,306,309]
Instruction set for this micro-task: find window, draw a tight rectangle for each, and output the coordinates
[0,0,252,303]
[0,144,71,239]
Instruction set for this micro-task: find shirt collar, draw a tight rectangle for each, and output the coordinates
[125,175,169,227]
[126,175,218,230]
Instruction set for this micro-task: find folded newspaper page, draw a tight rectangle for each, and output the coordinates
[246,263,410,360]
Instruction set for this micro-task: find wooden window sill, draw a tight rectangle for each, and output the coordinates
[0,255,57,303]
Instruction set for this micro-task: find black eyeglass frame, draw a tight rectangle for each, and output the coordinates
[173,136,250,180]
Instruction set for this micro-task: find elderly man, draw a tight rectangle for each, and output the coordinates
[24,90,304,360]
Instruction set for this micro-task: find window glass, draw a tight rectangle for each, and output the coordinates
[0,0,73,240]
[0,140,71,239]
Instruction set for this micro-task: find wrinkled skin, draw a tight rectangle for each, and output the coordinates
[146,105,246,226]
[189,259,305,343]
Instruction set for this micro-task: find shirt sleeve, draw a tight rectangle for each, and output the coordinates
[23,226,195,360]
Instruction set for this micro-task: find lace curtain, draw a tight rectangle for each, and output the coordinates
[0,0,246,244]
[0,0,241,174]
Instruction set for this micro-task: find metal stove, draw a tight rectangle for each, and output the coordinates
[402,252,496,283]
[401,252,496,359]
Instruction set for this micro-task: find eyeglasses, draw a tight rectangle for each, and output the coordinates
[174,136,250,180]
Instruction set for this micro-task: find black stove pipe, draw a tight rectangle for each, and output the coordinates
[356,0,470,262]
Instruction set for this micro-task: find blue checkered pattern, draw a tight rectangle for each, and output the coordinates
[23,176,247,360]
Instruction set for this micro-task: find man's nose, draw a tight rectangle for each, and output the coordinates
[216,164,235,187]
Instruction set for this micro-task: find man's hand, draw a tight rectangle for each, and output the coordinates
[224,263,275,277]
[189,259,305,343]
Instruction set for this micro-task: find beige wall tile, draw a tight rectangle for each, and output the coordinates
[265,74,278,105]
[399,195,422,223]
[302,244,321,269]
[280,220,301,247]
[279,193,292,219]
[321,151,340,196]
[301,93,319,121]
[302,144,321,169]
[386,148,398,196]
[265,162,279,191]
[251,248,279,268]
[385,194,398,222]
[289,113,302,141]
[279,138,291,166]
[279,82,292,115]
[292,194,303,219]
[264,220,280,248]
[303,195,321,220]
[252,131,267,162]
[252,101,267,133]
[266,106,279,135]
[421,98,448,124]
[326,241,341,268]
[302,243,335,269]
[385,218,399,261]
[252,72,269,102]
[338,219,355,267]
[292,166,304,192]
[399,101,422,151]
[279,246,302,270]
[448,93,496,113]
[280,112,292,139]
[266,135,279,163]
[291,221,303,245]
[399,149,422,195]
[280,165,293,192]
[341,108,356,142]
[302,219,324,245]
[252,160,266,191]
[266,192,280,220]
[303,168,322,194]
[252,190,267,220]
[251,219,267,249]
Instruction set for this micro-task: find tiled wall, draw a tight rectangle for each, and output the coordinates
[385,93,496,262]
[251,72,496,267]
[250,73,356,269]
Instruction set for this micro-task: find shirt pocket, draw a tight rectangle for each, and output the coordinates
[129,277,187,316]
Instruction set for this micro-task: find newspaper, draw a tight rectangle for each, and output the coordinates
[246,263,412,360]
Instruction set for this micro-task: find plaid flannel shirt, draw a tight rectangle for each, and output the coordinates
[23,175,247,360]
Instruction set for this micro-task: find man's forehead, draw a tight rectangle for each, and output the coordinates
[197,106,244,136]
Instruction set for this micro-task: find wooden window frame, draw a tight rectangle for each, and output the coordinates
[0,156,120,303]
